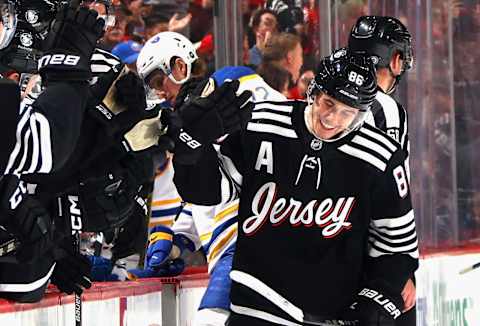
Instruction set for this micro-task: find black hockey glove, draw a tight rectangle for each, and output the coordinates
[39,0,105,83]
[0,175,54,262]
[173,77,207,109]
[51,245,92,295]
[77,168,136,232]
[170,79,253,165]
[114,71,147,113]
[110,193,149,261]
[343,280,404,326]
[75,152,154,232]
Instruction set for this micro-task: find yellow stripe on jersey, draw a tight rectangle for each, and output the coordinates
[200,231,212,243]
[149,218,174,228]
[207,224,238,262]
[149,232,173,244]
[238,74,259,83]
[151,198,182,206]
[214,203,239,223]
[200,203,238,244]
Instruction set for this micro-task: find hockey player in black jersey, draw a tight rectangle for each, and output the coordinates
[348,16,416,326]
[171,49,419,325]
[0,0,111,302]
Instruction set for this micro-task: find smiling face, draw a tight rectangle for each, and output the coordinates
[309,93,359,140]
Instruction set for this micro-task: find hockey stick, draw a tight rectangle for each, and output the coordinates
[459,261,480,275]
[62,195,82,326]
[66,194,83,326]
[230,270,358,326]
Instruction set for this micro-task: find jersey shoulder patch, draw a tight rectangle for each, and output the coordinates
[246,100,298,139]
[337,124,400,172]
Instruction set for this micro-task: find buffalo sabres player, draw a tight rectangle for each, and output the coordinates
[171,49,419,325]
[348,16,416,326]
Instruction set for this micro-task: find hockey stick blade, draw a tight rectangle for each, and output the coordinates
[459,261,480,275]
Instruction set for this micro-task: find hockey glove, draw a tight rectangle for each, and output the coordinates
[0,175,54,262]
[51,246,92,295]
[39,0,105,82]
[77,167,136,232]
[114,71,147,114]
[145,225,175,268]
[173,77,207,109]
[170,79,253,164]
[87,256,128,281]
[343,280,404,326]
[110,194,149,261]
[127,258,186,280]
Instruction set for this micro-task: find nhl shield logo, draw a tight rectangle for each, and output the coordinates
[310,138,323,150]
[20,33,33,47]
[25,10,39,24]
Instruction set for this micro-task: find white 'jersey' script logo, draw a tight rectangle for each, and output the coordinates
[243,182,355,237]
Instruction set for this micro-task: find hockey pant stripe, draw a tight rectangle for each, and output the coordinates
[0,262,55,292]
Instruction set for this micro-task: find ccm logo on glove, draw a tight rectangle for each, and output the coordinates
[38,54,80,68]
[358,288,401,319]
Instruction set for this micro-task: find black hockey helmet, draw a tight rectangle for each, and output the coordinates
[0,0,65,73]
[348,16,413,72]
[307,47,377,112]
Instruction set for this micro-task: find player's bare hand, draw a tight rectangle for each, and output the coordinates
[169,13,192,32]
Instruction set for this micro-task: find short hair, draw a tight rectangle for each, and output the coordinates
[262,32,301,62]
[250,8,277,30]
[256,62,291,93]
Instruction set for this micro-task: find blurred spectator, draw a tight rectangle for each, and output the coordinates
[144,15,170,39]
[266,0,304,33]
[143,0,189,15]
[195,33,214,57]
[256,62,291,96]
[289,69,314,99]
[262,32,303,83]
[248,8,279,65]
[99,9,128,51]
[143,9,192,40]
[111,40,143,72]
[188,0,214,43]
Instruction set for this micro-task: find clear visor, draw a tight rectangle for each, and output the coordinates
[144,69,169,106]
[306,92,369,142]
[0,3,17,50]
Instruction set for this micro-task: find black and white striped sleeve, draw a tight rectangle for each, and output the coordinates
[366,149,418,291]
[372,92,408,152]
[368,148,418,259]
[4,82,89,176]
